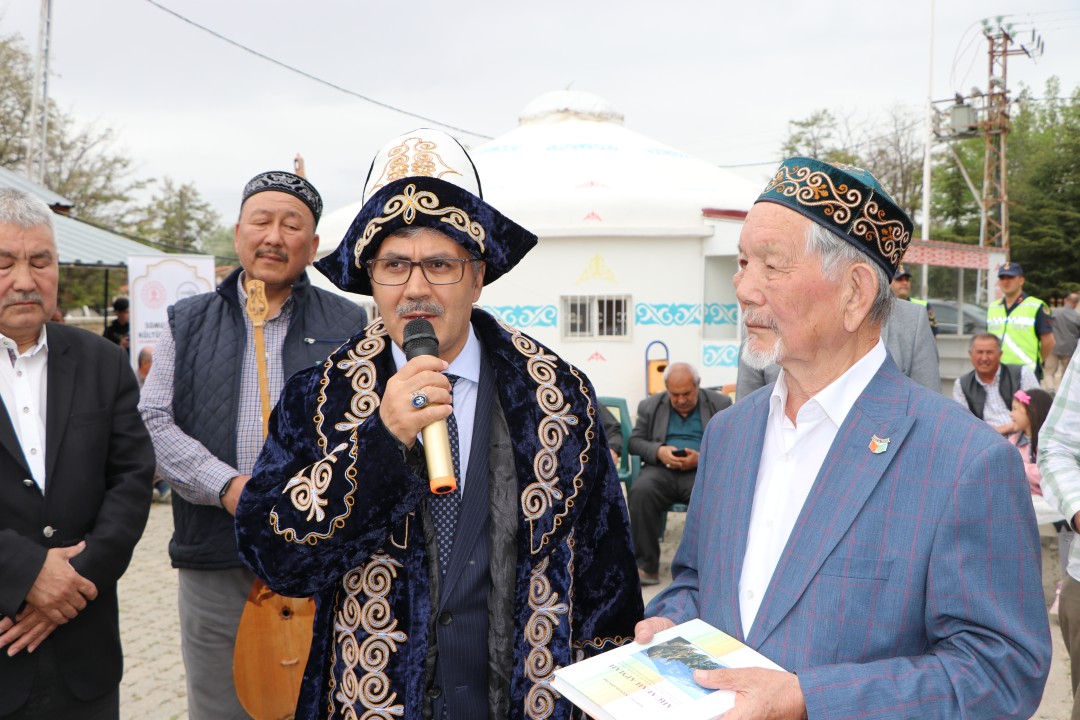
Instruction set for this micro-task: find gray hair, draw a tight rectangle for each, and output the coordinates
[804,222,893,326]
[0,188,54,232]
[968,332,1001,351]
[663,362,700,385]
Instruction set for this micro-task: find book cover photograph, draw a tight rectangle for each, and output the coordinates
[552,618,783,720]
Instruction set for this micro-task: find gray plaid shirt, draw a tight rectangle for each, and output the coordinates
[139,279,293,506]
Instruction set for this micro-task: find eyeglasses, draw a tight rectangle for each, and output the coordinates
[366,257,478,286]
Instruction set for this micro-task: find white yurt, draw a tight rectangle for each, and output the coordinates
[471,90,757,407]
[315,90,760,409]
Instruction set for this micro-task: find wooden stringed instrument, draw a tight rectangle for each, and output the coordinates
[233,278,315,720]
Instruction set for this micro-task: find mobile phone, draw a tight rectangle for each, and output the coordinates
[672,448,687,457]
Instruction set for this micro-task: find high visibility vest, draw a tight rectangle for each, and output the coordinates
[987,296,1046,370]
[910,298,928,307]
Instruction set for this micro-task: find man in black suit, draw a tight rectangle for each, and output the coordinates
[628,362,732,584]
[0,188,155,718]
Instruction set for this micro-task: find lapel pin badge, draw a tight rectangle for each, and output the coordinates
[868,435,890,454]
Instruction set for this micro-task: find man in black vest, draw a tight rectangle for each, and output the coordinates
[953,332,1038,435]
[139,172,367,719]
[235,130,641,720]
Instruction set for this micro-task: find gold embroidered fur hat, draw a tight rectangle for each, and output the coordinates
[315,129,538,296]
[755,157,913,276]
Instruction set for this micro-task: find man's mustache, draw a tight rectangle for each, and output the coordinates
[255,248,288,262]
[742,309,779,334]
[2,292,45,309]
[396,302,444,318]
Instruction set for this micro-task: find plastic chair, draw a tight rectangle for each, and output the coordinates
[597,396,640,491]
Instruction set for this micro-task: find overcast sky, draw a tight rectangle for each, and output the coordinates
[1,0,1078,229]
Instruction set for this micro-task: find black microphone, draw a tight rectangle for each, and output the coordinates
[402,318,457,494]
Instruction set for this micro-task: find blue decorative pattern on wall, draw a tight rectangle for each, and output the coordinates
[635,303,702,326]
[704,303,739,326]
[481,305,557,328]
[703,344,740,368]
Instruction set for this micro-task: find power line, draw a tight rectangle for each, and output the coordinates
[141,0,493,140]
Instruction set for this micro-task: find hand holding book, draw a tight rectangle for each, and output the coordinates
[554,618,798,720]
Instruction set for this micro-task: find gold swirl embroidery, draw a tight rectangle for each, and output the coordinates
[284,442,347,523]
[493,316,594,554]
[851,198,910,268]
[366,136,466,195]
[352,183,487,261]
[271,319,386,545]
[314,317,386,446]
[329,554,407,718]
[764,164,862,225]
[524,555,570,719]
[270,437,358,545]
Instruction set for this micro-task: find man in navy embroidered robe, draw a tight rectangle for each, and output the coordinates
[235,130,642,720]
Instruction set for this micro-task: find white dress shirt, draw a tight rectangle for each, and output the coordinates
[392,324,480,492]
[0,327,49,489]
[738,340,886,635]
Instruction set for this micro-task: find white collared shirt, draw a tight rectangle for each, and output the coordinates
[392,324,480,492]
[0,327,49,489]
[738,340,886,636]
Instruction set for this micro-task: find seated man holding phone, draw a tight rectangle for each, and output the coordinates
[628,362,731,584]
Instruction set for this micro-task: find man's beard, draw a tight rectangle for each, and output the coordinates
[740,311,783,370]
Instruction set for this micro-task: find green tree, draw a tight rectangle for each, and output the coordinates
[781,81,1080,302]
[780,107,923,219]
[133,177,221,251]
[858,107,924,221]
[1006,79,1080,300]
[200,224,239,262]
[0,32,147,226]
[781,109,860,165]
[0,32,33,169]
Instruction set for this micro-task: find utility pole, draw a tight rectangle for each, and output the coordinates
[979,18,1043,260]
[25,0,53,185]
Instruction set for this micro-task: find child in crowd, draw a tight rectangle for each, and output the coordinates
[1011,387,1072,614]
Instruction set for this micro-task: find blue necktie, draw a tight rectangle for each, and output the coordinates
[430,374,461,577]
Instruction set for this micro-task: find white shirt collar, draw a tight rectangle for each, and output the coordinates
[770,339,887,428]
[392,323,480,384]
[0,325,49,363]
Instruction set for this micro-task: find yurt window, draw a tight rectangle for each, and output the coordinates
[561,294,630,340]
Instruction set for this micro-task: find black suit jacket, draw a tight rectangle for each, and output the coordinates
[0,323,155,713]
[628,388,732,465]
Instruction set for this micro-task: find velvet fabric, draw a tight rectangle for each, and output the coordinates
[756,156,913,276]
[314,177,538,296]
[235,308,642,719]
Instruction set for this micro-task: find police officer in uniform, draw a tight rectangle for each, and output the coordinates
[987,262,1054,380]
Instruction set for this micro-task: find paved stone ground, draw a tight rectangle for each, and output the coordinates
[117,503,1072,719]
[117,501,187,720]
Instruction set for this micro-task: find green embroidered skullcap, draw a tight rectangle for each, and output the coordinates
[755,157,913,275]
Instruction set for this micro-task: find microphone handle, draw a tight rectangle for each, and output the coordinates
[421,419,457,494]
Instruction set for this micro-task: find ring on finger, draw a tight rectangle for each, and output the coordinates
[411,390,429,409]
